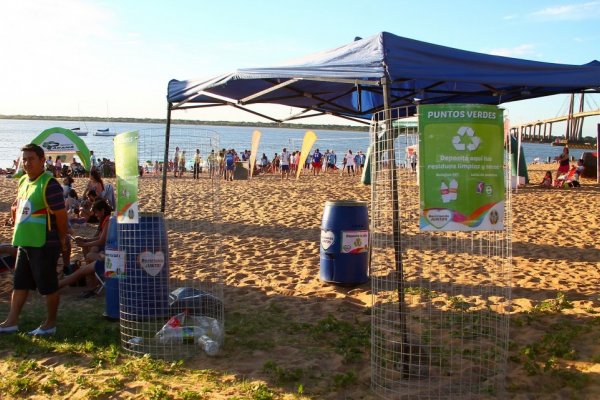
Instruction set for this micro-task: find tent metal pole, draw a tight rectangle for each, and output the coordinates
[597,123,599,184]
[381,77,409,376]
[161,104,173,213]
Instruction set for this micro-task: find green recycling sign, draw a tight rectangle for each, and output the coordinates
[418,104,505,231]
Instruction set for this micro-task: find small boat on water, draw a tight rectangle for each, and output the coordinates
[551,138,595,149]
[94,128,116,137]
[551,138,568,146]
[70,127,88,137]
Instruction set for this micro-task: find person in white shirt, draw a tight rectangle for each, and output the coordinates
[280,148,291,180]
[343,150,356,176]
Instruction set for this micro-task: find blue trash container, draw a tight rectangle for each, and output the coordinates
[320,200,369,285]
[104,276,120,320]
[119,213,170,320]
[103,215,120,320]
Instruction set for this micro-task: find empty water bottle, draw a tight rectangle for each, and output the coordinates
[156,326,207,344]
[211,319,223,342]
[126,336,143,350]
[198,334,219,356]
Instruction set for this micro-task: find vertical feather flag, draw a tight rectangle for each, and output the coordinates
[296,130,317,179]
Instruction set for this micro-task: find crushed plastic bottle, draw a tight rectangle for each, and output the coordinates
[190,316,223,343]
[126,336,143,350]
[197,334,219,356]
[210,319,223,342]
[156,326,207,344]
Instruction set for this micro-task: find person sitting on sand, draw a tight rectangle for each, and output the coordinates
[570,159,585,187]
[554,164,578,188]
[72,199,112,263]
[59,255,105,295]
[83,170,104,200]
[540,171,553,187]
[73,189,99,224]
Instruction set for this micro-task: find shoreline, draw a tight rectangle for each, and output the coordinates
[0,115,369,132]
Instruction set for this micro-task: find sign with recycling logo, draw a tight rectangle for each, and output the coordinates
[418,104,505,231]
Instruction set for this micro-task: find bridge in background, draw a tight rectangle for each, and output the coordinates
[510,94,600,141]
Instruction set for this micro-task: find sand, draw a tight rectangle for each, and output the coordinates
[0,163,599,398]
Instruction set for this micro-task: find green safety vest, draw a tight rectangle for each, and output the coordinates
[12,173,53,247]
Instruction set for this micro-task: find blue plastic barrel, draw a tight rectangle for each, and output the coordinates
[320,200,369,285]
[104,277,120,320]
[103,215,120,320]
[119,213,170,320]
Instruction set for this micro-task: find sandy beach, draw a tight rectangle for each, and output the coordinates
[0,163,599,398]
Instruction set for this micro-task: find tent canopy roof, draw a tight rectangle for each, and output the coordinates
[167,32,600,123]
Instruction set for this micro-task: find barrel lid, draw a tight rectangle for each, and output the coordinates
[325,200,368,207]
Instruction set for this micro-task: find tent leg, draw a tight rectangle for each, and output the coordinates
[381,79,409,377]
[161,104,172,213]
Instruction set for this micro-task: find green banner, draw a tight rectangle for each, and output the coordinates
[114,131,139,224]
[419,104,504,231]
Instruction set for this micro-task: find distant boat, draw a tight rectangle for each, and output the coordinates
[70,127,88,137]
[94,128,116,137]
[95,103,118,136]
[551,138,595,149]
[73,104,89,136]
[551,138,568,146]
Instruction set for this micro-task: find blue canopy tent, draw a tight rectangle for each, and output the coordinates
[165,34,600,369]
[165,32,600,198]
[167,32,600,124]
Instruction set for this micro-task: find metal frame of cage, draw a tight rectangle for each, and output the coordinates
[116,127,223,360]
[369,107,512,399]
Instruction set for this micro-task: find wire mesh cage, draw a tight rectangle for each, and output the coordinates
[369,107,512,399]
[116,127,223,360]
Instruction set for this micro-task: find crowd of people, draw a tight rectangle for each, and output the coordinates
[163,146,369,181]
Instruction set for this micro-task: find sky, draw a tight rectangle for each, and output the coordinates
[1,0,600,133]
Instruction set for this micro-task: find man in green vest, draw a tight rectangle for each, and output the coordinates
[0,144,68,336]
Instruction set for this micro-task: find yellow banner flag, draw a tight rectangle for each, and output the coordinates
[296,130,317,179]
[249,130,261,177]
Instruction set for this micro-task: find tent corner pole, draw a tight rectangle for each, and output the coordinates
[161,104,173,213]
[381,77,409,376]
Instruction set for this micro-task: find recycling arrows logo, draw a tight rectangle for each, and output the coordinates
[452,126,481,151]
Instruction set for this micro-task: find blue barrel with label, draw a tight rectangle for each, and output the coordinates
[103,215,120,320]
[119,213,170,320]
[320,200,369,285]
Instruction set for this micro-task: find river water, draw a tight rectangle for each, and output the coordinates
[0,118,590,169]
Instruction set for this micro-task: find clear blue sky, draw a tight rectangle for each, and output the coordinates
[1,0,599,133]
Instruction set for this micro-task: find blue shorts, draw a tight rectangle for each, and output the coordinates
[226,164,234,171]
[281,165,290,171]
